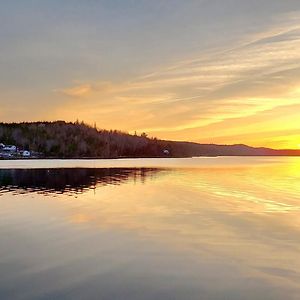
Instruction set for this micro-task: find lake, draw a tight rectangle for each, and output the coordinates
[0,157,299,299]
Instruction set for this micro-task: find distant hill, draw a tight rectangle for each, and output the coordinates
[0,121,299,158]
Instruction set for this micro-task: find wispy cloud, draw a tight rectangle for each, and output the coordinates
[60,84,92,97]
[54,12,300,148]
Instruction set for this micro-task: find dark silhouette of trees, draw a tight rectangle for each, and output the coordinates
[0,121,167,158]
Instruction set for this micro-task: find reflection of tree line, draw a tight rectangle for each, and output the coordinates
[0,168,161,195]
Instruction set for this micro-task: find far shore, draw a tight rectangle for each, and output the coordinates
[0,156,298,171]
[2,154,300,161]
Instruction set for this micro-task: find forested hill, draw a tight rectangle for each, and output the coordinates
[0,121,299,158]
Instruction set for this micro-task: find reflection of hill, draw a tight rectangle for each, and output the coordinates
[0,168,161,196]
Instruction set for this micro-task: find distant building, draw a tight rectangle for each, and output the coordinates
[3,145,17,152]
[22,150,31,157]
[0,152,12,158]
[163,149,170,155]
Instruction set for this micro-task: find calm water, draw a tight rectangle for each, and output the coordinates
[0,157,299,300]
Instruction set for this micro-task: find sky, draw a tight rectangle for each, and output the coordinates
[1,0,300,149]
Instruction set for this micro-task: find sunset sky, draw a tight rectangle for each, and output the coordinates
[1,0,300,149]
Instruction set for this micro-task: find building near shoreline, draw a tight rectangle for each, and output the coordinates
[22,151,31,157]
[3,145,17,152]
[0,143,32,158]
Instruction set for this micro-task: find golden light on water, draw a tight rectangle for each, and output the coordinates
[0,157,300,298]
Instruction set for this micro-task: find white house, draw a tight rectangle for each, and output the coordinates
[3,145,17,152]
[163,149,170,155]
[22,150,31,157]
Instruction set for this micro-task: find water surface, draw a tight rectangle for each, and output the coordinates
[0,157,299,299]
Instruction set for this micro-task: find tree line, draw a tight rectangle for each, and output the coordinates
[0,121,170,158]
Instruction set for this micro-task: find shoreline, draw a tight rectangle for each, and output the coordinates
[0,156,297,170]
[1,154,300,161]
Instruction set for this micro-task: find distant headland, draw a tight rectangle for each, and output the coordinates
[0,121,300,159]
